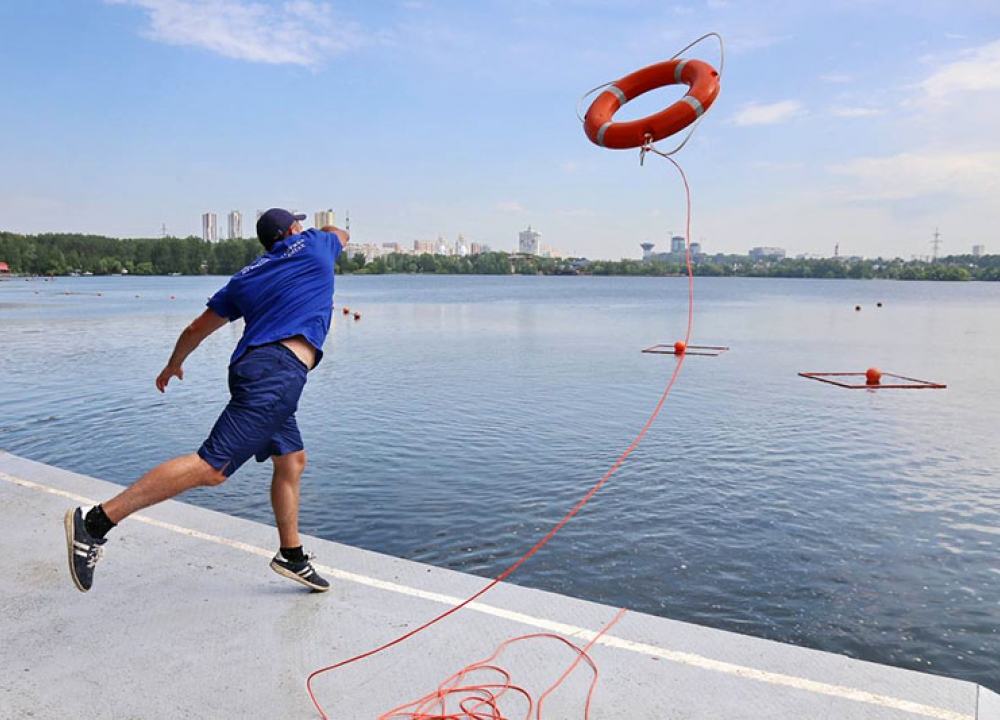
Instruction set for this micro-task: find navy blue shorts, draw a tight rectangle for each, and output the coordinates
[197,343,308,477]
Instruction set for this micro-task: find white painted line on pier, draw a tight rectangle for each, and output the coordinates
[1,470,974,720]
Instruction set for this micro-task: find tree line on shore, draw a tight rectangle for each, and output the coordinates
[2,231,998,281]
[0,232,261,276]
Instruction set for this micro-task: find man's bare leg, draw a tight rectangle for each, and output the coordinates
[270,450,306,548]
[268,450,329,591]
[103,454,227,524]
[66,453,226,592]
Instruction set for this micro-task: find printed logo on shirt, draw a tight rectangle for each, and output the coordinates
[239,237,308,276]
[241,256,271,275]
[282,239,306,258]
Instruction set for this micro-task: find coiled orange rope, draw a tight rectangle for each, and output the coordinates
[379,608,628,719]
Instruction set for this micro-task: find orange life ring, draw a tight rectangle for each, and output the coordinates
[584,59,720,150]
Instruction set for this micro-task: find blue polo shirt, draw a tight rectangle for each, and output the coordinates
[207,228,344,367]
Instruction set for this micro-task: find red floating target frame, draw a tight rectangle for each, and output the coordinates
[642,341,730,357]
[798,370,946,390]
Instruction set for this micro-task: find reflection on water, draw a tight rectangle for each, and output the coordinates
[2,274,998,690]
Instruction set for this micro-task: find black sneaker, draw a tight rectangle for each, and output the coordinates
[65,507,107,593]
[269,551,330,592]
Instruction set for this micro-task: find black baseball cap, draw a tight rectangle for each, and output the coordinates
[256,208,307,245]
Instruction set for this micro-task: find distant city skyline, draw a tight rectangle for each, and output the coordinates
[191,211,557,257]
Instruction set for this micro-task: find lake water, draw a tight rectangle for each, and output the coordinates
[1,273,998,691]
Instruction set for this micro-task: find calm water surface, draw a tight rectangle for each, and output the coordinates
[1,274,998,691]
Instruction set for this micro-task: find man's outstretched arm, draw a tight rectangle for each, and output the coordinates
[156,308,229,392]
[320,225,350,248]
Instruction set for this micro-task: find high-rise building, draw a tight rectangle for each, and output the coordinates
[315,209,335,229]
[350,243,382,263]
[519,226,541,255]
[670,235,685,254]
[201,213,218,243]
[437,234,450,255]
[227,210,242,240]
[973,244,985,257]
[413,240,436,254]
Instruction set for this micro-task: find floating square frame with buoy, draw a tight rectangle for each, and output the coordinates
[798,369,946,390]
[642,342,730,357]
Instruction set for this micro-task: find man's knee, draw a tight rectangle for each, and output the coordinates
[281,449,307,471]
[196,456,229,486]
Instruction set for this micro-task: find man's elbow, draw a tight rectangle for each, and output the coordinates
[187,314,225,340]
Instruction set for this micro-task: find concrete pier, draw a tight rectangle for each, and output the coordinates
[1,451,997,719]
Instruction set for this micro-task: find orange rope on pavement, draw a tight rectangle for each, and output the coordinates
[378,608,628,720]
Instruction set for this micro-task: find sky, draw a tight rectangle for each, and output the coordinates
[1,1,999,260]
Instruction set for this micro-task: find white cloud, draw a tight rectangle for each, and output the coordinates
[105,0,364,66]
[919,39,1000,104]
[830,151,1000,201]
[496,201,527,213]
[731,100,804,126]
[833,107,886,118]
[725,31,790,54]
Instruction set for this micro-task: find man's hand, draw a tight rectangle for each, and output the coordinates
[156,365,184,393]
[320,225,350,247]
[155,309,228,393]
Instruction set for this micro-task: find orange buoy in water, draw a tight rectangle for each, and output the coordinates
[866,367,882,385]
[674,341,687,354]
[353,312,361,321]
[343,307,350,315]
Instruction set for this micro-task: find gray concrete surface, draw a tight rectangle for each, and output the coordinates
[1,450,996,719]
